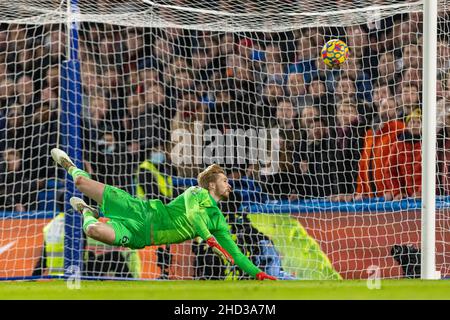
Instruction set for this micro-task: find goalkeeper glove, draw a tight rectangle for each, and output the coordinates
[206,237,234,264]
[256,272,277,280]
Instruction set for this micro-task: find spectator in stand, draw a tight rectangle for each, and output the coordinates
[97,30,123,66]
[0,56,9,79]
[288,31,319,83]
[83,96,111,136]
[436,73,450,100]
[298,104,320,144]
[173,69,196,93]
[257,82,285,127]
[286,72,313,109]
[122,85,170,162]
[0,77,15,108]
[229,47,259,110]
[122,93,144,157]
[15,74,39,118]
[383,108,422,200]
[293,117,335,199]
[0,104,26,151]
[342,56,373,103]
[443,76,450,99]
[82,95,113,176]
[126,70,141,99]
[307,78,327,104]
[291,104,320,188]
[263,43,285,85]
[5,24,28,53]
[396,82,420,119]
[191,32,219,80]
[138,66,161,89]
[256,102,299,200]
[122,27,146,73]
[143,80,170,118]
[400,44,422,70]
[42,64,60,97]
[99,65,127,121]
[208,80,256,131]
[391,14,420,55]
[40,86,58,110]
[346,25,369,59]
[235,37,260,64]
[402,67,422,91]
[437,39,450,72]
[329,98,367,198]
[164,27,196,58]
[217,33,236,74]
[80,59,103,113]
[197,31,220,59]
[12,43,35,76]
[345,25,373,77]
[150,36,173,71]
[271,99,301,172]
[87,130,135,194]
[165,67,196,116]
[191,47,214,81]
[306,77,336,124]
[165,56,189,80]
[336,97,405,201]
[333,74,357,103]
[0,148,41,211]
[377,51,397,86]
[373,83,394,108]
[43,25,66,64]
[170,91,206,178]
[24,101,59,175]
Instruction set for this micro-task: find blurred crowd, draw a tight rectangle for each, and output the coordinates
[2,8,450,212]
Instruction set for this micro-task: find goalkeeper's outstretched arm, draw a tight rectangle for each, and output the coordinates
[213,229,276,280]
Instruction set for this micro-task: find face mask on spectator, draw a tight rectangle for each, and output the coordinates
[98,139,116,154]
[150,151,166,164]
[105,145,116,154]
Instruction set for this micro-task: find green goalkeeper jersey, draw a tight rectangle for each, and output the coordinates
[146,186,261,277]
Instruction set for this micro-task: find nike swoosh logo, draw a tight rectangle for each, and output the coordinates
[0,241,16,255]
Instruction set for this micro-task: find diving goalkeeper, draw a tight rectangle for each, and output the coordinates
[51,148,276,280]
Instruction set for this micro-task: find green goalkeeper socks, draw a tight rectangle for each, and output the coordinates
[68,167,91,180]
[82,210,97,233]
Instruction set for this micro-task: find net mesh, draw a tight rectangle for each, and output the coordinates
[0,0,449,280]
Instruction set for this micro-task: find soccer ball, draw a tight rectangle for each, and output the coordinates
[321,39,349,68]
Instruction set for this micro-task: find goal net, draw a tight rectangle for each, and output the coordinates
[0,0,449,280]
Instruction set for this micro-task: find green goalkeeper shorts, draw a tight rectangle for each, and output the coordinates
[100,185,152,249]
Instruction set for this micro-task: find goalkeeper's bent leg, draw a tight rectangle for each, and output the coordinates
[71,197,115,245]
[51,148,105,204]
[83,217,116,245]
[73,175,105,205]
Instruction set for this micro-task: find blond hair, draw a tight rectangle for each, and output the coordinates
[197,164,225,190]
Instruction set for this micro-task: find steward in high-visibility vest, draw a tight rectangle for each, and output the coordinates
[42,213,65,275]
[135,159,174,202]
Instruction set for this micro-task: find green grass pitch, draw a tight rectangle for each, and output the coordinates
[1,280,450,300]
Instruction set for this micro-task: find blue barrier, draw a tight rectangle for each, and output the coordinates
[241,196,450,214]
